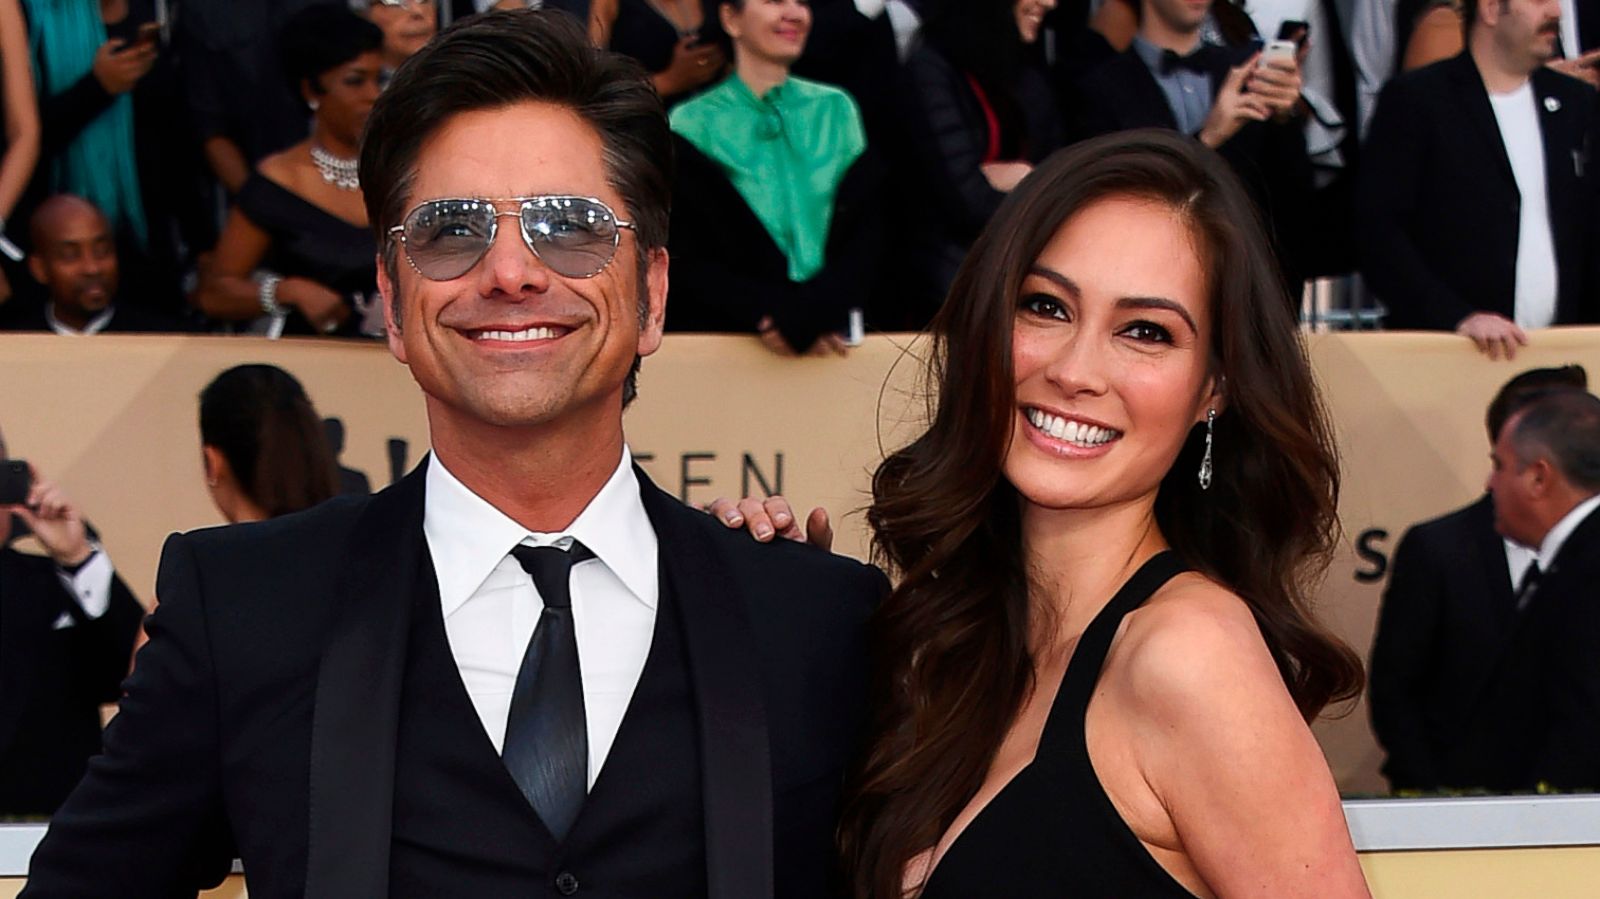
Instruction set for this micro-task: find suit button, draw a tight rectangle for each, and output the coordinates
[555,871,579,895]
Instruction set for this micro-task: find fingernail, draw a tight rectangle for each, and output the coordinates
[755,524,773,539]
[724,513,743,525]
[774,513,791,526]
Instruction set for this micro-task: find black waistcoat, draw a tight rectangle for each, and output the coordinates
[389,555,708,898]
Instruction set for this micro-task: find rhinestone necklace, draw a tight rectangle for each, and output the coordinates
[311,145,360,192]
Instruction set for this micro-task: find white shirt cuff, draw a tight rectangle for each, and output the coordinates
[56,549,114,620]
[854,0,888,19]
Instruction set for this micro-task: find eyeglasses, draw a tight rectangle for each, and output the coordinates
[388,195,637,281]
[374,0,434,9]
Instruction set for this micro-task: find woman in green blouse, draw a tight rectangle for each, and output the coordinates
[666,0,884,356]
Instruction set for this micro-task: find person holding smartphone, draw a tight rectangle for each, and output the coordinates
[20,0,206,322]
[0,429,143,817]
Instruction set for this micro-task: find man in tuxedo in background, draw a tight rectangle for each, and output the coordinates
[26,10,883,898]
[1359,0,1600,357]
[1469,390,1600,791]
[0,436,143,816]
[1073,0,1315,291]
[1369,365,1586,791]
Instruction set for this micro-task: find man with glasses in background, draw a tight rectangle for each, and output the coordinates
[26,11,884,899]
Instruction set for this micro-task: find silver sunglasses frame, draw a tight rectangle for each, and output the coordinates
[387,195,637,280]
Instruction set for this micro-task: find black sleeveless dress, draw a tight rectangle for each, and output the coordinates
[920,551,1201,898]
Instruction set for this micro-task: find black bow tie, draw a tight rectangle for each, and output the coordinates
[1160,49,1209,76]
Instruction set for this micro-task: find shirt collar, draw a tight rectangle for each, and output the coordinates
[1537,492,1600,569]
[46,303,115,335]
[424,447,658,619]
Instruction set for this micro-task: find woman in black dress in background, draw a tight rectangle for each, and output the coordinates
[196,6,383,338]
[839,130,1372,897]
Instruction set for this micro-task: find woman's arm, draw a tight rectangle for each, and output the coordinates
[196,206,348,331]
[1118,584,1371,898]
[589,0,619,47]
[1401,3,1462,72]
[0,0,40,222]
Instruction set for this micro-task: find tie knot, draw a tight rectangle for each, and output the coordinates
[511,541,595,610]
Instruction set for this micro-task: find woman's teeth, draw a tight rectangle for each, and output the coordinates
[1026,408,1120,447]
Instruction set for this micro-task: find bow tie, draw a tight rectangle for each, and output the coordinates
[1160,49,1209,76]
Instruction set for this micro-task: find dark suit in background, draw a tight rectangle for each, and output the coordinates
[0,547,143,815]
[1463,506,1600,792]
[1369,495,1519,790]
[1358,53,1600,331]
[1073,45,1314,291]
[25,463,884,898]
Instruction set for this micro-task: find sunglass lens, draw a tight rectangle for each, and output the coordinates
[403,200,495,280]
[522,198,619,278]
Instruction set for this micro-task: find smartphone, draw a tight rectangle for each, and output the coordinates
[1276,19,1310,48]
[132,21,161,50]
[1259,39,1298,68]
[0,460,31,506]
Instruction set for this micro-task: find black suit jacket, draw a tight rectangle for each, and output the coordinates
[1073,46,1314,289]
[666,135,885,351]
[1368,495,1519,790]
[24,461,886,898]
[1463,503,1600,792]
[0,299,192,334]
[1358,53,1600,331]
[0,547,143,814]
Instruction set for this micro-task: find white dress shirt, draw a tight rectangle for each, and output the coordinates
[1536,493,1600,570]
[1488,82,1560,331]
[49,546,115,630]
[45,303,116,336]
[423,448,659,790]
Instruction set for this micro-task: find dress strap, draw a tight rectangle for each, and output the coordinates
[1041,550,1191,749]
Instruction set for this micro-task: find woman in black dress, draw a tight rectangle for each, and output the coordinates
[196,6,383,338]
[589,0,726,103]
[840,130,1372,897]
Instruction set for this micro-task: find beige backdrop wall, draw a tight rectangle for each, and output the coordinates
[5,329,1600,794]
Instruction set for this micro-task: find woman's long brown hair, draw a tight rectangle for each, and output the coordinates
[838,130,1364,898]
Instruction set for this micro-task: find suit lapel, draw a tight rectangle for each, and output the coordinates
[304,460,429,899]
[1469,496,1517,622]
[637,468,775,899]
[1449,53,1517,186]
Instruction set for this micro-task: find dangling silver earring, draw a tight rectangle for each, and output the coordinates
[308,99,320,111]
[1198,409,1215,491]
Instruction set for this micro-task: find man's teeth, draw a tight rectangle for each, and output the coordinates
[1025,408,1121,447]
[476,327,559,341]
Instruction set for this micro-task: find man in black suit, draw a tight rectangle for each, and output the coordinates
[1073,0,1315,290]
[1359,0,1600,357]
[0,195,187,334]
[25,10,884,898]
[1369,364,1587,791]
[0,442,144,816]
[1469,389,1600,790]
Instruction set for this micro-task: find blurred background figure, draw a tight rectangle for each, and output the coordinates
[891,0,1064,327]
[351,0,439,78]
[195,5,383,338]
[1,193,187,332]
[667,0,883,355]
[1370,365,1588,792]
[20,0,207,319]
[199,363,339,525]
[177,0,328,195]
[0,0,40,310]
[0,427,143,817]
[589,0,728,104]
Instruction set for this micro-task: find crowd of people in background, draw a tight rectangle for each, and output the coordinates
[0,0,1592,355]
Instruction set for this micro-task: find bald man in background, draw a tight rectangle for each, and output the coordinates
[1,194,186,334]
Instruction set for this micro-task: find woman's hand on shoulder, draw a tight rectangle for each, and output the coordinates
[1117,580,1371,898]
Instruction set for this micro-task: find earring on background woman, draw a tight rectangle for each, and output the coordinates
[1199,409,1215,490]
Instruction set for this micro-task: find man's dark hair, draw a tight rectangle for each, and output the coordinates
[1508,389,1600,493]
[1486,365,1588,441]
[358,8,671,404]
[280,4,384,103]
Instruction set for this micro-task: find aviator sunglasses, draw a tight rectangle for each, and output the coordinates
[388,195,637,281]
